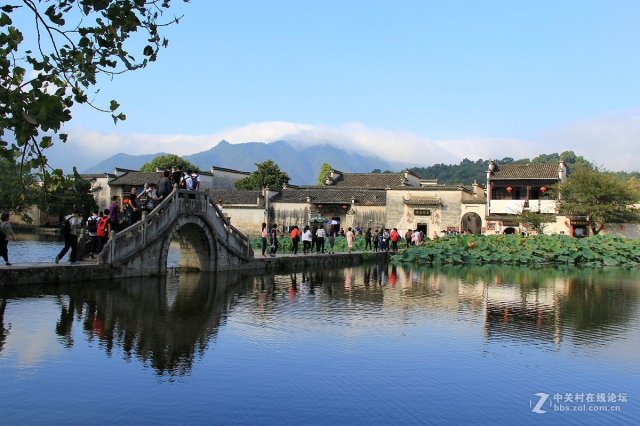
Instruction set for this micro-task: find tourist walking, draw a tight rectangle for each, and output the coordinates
[405,229,412,247]
[290,225,300,254]
[311,226,318,252]
[127,187,140,224]
[86,209,101,259]
[382,228,390,251]
[0,212,16,266]
[108,196,121,233]
[138,183,158,218]
[316,226,326,253]
[172,165,184,189]
[269,224,279,257]
[327,230,336,254]
[302,225,312,254]
[260,223,268,257]
[96,209,112,250]
[156,170,172,200]
[365,228,372,251]
[55,210,82,264]
[346,227,355,253]
[190,171,201,190]
[390,228,399,252]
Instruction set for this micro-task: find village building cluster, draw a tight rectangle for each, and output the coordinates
[7,160,638,240]
[60,161,638,240]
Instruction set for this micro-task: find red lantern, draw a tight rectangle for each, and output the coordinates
[540,186,547,193]
[506,186,513,193]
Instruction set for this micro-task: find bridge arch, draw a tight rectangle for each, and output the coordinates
[159,214,217,272]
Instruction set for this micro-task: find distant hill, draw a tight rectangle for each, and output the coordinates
[83,140,409,184]
[83,152,169,174]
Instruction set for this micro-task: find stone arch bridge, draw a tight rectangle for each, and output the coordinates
[99,190,254,277]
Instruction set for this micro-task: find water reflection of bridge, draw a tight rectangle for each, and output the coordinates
[1,272,253,375]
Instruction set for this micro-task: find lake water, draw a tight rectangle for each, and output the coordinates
[5,233,180,266]
[0,241,639,424]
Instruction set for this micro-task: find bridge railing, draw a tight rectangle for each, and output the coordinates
[105,189,180,264]
[206,198,253,259]
[102,189,252,265]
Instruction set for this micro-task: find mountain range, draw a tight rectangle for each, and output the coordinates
[83,140,411,185]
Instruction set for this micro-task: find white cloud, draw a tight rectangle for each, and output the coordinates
[541,110,640,171]
[59,112,640,172]
[65,122,540,168]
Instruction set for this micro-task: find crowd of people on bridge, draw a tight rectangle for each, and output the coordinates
[0,164,206,267]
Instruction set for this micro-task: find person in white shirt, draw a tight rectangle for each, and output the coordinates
[302,225,313,255]
[191,172,201,190]
[55,209,83,264]
[315,226,326,253]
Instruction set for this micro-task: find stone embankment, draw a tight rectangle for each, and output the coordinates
[0,251,390,286]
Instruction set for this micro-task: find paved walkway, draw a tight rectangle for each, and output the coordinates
[0,250,393,270]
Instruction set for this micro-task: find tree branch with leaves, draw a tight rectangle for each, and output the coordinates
[0,0,188,207]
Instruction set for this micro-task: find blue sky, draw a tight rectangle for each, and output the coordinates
[43,1,640,172]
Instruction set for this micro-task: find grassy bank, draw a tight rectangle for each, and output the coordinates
[390,234,640,267]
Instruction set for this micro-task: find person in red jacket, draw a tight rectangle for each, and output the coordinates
[290,225,301,254]
[390,228,399,252]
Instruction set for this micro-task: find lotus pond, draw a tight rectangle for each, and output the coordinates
[392,234,640,267]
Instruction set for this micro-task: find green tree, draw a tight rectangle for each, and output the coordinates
[140,154,199,172]
[552,167,640,235]
[0,0,187,196]
[317,162,333,185]
[39,167,98,221]
[515,210,554,234]
[235,160,290,190]
[0,154,38,215]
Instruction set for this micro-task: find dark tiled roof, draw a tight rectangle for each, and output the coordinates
[329,172,415,188]
[462,199,486,204]
[491,164,560,180]
[80,173,107,179]
[212,165,250,175]
[388,185,474,193]
[208,190,262,205]
[273,187,387,206]
[109,171,164,186]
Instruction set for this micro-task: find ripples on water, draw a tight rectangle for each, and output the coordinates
[0,263,638,425]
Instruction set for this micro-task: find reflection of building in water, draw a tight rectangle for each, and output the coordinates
[279,265,639,349]
[482,283,563,346]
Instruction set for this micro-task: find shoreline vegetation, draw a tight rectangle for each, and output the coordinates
[251,234,640,267]
[391,234,640,267]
